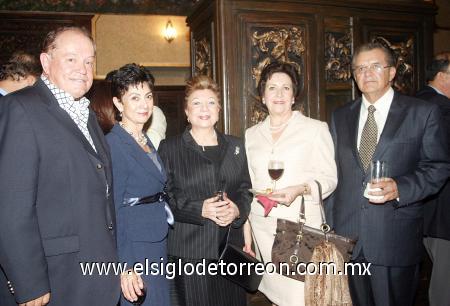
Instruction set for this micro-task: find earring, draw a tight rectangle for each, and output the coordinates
[119,111,123,118]
[187,117,190,123]
[262,98,265,104]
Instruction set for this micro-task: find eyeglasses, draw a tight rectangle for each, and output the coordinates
[353,63,392,75]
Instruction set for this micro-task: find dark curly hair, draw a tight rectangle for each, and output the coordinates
[106,63,155,121]
[257,62,302,112]
[0,51,41,81]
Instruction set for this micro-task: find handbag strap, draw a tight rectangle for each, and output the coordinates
[299,180,331,235]
[220,224,265,264]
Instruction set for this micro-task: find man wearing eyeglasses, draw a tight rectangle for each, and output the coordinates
[416,52,450,306]
[327,43,449,306]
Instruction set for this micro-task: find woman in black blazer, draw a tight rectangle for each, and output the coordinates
[106,64,171,306]
[158,76,252,306]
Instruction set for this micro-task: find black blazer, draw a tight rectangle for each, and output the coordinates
[158,129,252,260]
[328,91,449,266]
[0,79,120,305]
[416,86,450,240]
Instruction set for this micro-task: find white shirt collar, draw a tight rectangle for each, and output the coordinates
[0,87,8,96]
[361,87,394,117]
[428,84,445,96]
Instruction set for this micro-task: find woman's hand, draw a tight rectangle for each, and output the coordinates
[121,270,145,303]
[201,194,240,227]
[268,184,308,206]
[217,193,240,226]
[243,221,256,257]
[201,195,230,226]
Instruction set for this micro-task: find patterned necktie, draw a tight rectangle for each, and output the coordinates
[359,105,378,171]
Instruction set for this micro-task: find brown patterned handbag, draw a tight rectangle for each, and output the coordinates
[271,180,356,282]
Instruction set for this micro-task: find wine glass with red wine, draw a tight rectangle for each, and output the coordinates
[268,160,284,192]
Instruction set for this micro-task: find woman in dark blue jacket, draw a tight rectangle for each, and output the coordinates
[106,63,171,306]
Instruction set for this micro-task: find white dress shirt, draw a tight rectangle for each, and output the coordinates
[357,87,394,150]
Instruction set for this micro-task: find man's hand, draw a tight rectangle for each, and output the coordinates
[368,178,399,204]
[19,292,50,306]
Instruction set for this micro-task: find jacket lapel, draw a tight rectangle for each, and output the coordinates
[347,99,365,172]
[113,124,165,184]
[88,112,108,166]
[37,79,99,159]
[372,92,406,161]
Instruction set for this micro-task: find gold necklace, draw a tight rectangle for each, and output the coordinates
[119,122,148,146]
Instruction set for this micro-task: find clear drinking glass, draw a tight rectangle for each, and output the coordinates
[364,160,388,200]
[370,160,388,183]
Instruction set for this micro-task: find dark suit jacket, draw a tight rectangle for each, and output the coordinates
[0,79,120,305]
[158,129,252,260]
[328,91,449,267]
[106,123,169,306]
[416,86,450,240]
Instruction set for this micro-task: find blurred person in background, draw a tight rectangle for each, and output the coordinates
[0,51,41,96]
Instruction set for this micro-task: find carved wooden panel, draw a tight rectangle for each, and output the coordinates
[193,36,213,77]
[359,17,424,95]
[325,31,352,83]
[188,2,215,80]
[0,12,93,65]
[372,35,415,95]
[188,0,435,136]
[249,25,307,125]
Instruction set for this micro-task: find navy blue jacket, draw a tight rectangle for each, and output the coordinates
[107,123,169,306]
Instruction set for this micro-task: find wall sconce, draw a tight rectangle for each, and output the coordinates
[164,20,176,43]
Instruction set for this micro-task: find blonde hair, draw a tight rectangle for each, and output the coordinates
[184,75,220,109]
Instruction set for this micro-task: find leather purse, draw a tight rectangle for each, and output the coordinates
[271,180,356,282]
[218,227,263,292]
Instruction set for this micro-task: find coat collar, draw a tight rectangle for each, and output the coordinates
[182,127,230,188]
[111,123,166,183]
[182,126,229,157]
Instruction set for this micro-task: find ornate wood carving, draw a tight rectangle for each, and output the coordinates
[193,37,212,77]
[372,36,415,95]
[325,31,352,82]
[250,26,306,125]
[251,26,305,88]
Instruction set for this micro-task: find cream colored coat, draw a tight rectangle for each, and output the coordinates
[245,111,337,306]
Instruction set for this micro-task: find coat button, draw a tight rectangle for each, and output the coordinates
[96,164,103,169]
[108,222,113,230]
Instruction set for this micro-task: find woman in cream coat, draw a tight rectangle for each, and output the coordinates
[244,62,337,306]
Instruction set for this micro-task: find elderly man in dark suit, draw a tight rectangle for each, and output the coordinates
[327,42,449,306]
[416,51,450,306]
[0,27,120,306]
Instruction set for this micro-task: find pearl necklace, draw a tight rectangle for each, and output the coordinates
[269,112,296,131]
[119,122,148,146]
[269,122,288,131]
